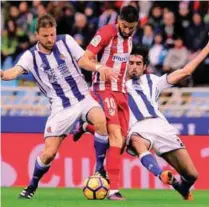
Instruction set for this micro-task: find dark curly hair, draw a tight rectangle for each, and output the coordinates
[131,46,149,65]
[120,5,139,23]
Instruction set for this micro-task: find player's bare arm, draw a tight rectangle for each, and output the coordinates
[167,40,209,85]
[0,66,25,81]
[78,50,118,82]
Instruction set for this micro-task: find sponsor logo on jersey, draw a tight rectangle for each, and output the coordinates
[90,35,101,47]
[112,53,130,62]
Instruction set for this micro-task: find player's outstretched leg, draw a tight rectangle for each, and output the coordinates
[73,122,109,181]
[19,137,63,199]
[162,148,198,200]
[130,135,175,185]
[86,107,109,179]
[141,152,174,185]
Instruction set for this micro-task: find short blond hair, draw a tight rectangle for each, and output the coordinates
[36,14,57,32]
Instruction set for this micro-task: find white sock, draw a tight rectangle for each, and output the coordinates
[37,156,51,167]
[139,151,151,160]
[109,189,119,196]
[82,122,88,131]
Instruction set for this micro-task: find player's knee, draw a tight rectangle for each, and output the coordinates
[131,135,140,143]
[131,135,150,148]
[130,136,140,148]
[94,116,107,134]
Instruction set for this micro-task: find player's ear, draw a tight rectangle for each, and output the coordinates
[143,64,147,72]
[35,31,39,40]
[117,16,120,23]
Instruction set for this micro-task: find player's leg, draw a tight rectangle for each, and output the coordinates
[106,124,125,200]
[86,107,109,175]
[162,148,198,200]
[19,106,81,199]
[19,136,64,199]
[92,91,124,200]
[29,136,64,187]
[81,95,108,177]
[150,119,197,200]
[128,134,174,185]
[117,96,129,155]
[106,93,128,200]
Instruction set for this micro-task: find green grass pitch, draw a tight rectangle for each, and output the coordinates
[1,187,209,207]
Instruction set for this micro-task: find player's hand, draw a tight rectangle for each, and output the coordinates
[96,65,119,81]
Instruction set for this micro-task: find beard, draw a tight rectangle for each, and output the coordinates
[39,42,54,51]
[129,72,140,80]
[118,26,132,39]
[131,74,140,80]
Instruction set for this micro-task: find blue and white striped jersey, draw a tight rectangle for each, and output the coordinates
[126,74,173,128]
[16,34,89,112]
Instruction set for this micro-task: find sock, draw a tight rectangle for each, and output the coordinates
[94,132,109,172]
[172,176,195,197]
[83,123,95,134]
[140,152,163,177]
[106,146,121,190]
[109,189,119,196]
[180,176,195,194]
[29,156,51,188]
[172,178,182,193]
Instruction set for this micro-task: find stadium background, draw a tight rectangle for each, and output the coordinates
[1,0,209,200]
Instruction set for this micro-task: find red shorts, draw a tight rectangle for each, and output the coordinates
[91,90,129,137]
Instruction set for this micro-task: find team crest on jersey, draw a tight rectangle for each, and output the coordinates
[47,126,52,133]
[40,63,47,69]
[133,84,142,91]
[60,54,66,60]
[90,35,101,47]
[109,108,116,116]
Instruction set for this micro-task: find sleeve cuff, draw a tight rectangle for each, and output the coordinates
[16,65,29,74]
[165,74,173,86]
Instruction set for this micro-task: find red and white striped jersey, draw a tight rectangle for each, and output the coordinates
[87,24,132,93]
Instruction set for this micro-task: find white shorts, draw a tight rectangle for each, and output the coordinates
[127,118,185,156]
[44,95,101,138]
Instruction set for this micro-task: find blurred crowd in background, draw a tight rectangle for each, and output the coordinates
[1,1,209,87]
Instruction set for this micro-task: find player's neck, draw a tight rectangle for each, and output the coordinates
[37,42,52,55]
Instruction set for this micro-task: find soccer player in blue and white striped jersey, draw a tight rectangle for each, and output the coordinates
[73,40,209,200]
[1,14,118,199]
[126,42,209,200]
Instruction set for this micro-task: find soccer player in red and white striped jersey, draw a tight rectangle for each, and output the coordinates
[79,5,139,200]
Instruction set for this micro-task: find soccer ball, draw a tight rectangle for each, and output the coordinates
[83,176,109,200]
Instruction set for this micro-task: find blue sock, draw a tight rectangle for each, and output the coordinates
[29,156,51,188]
[94,132,109,172]
[140,152,162,177]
